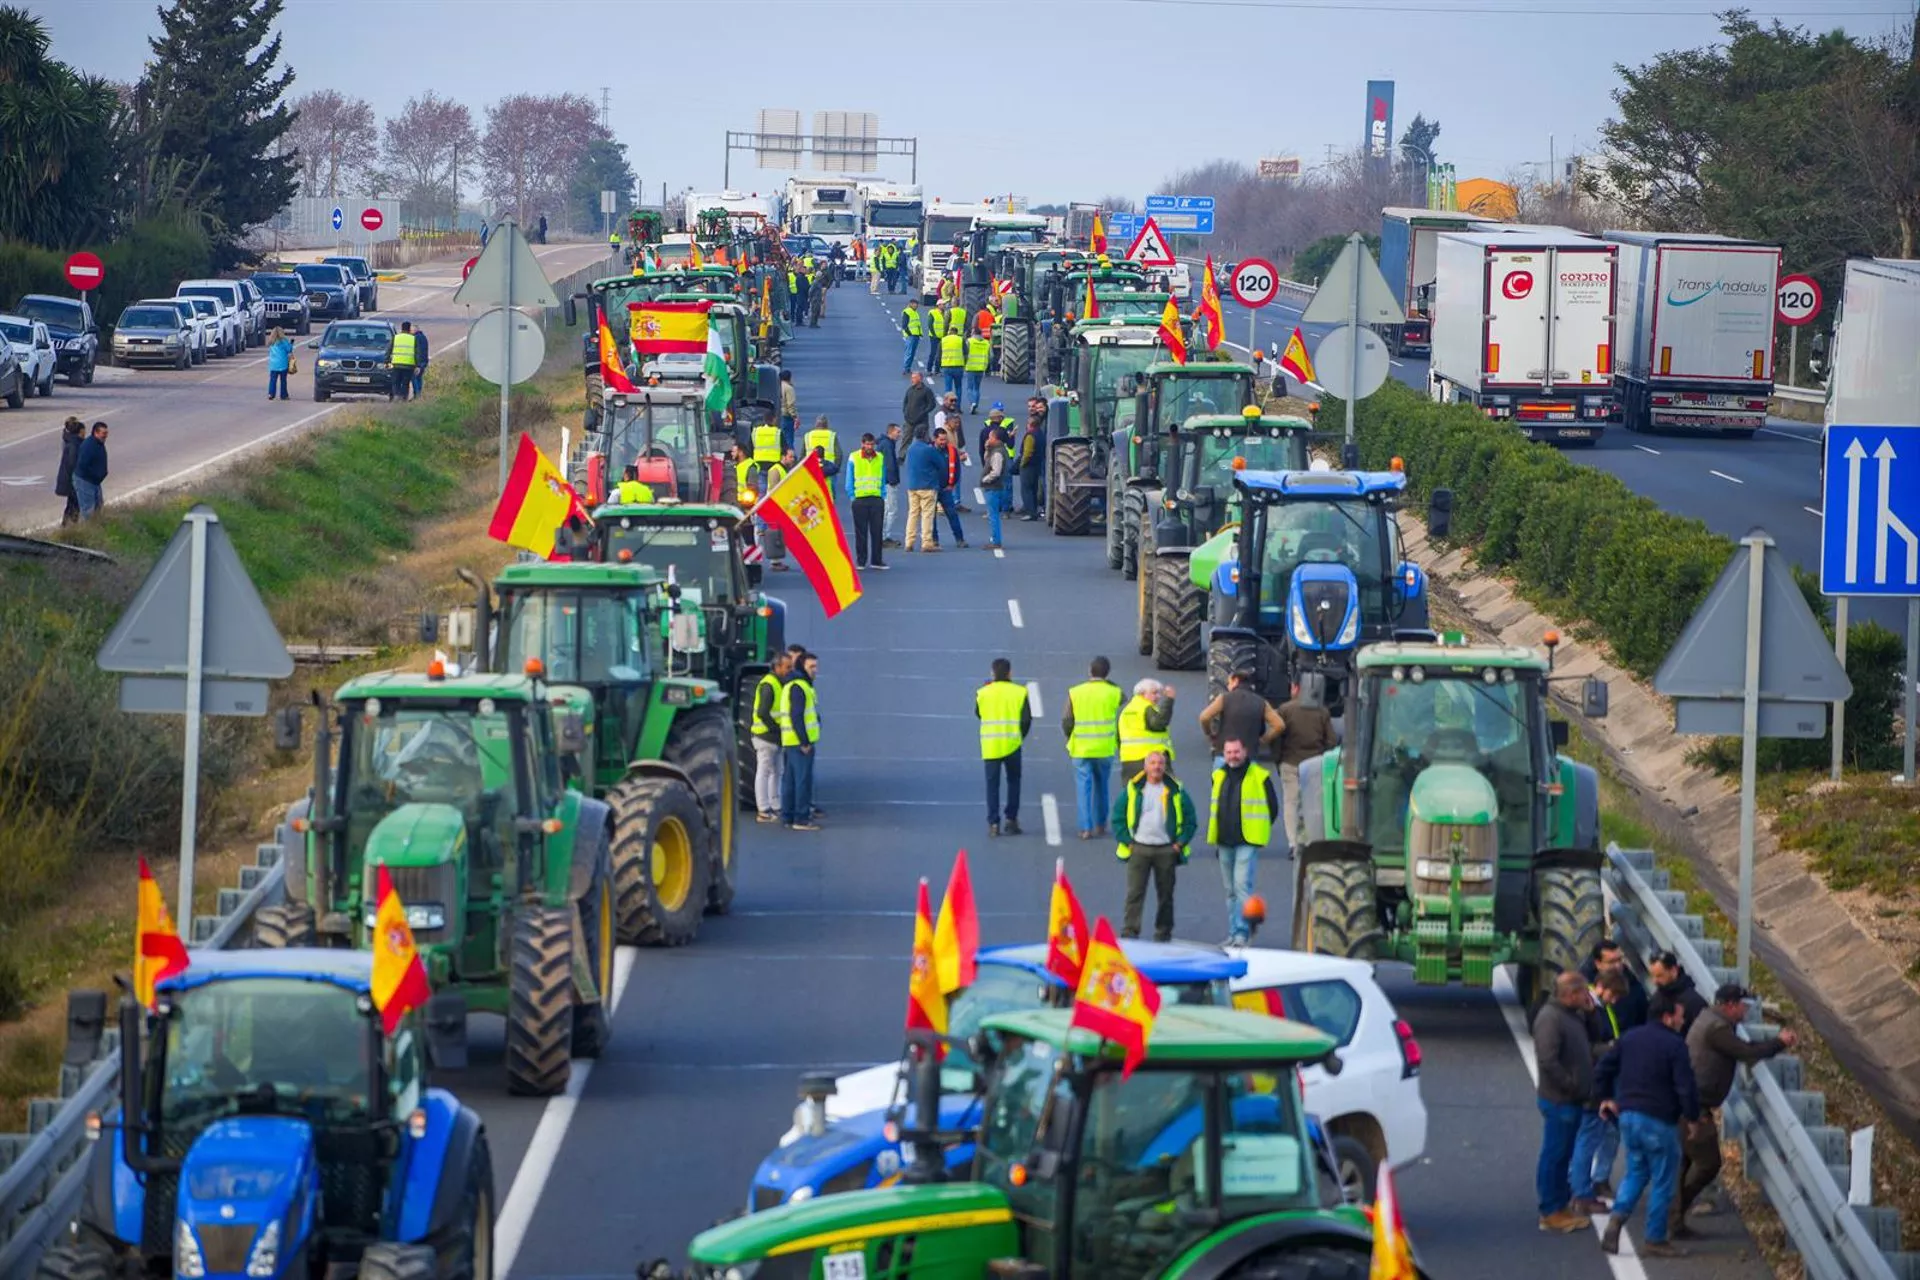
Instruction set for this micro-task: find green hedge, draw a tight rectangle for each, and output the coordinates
[0,216,211,333]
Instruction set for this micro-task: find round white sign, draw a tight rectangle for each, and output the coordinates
[1230,258,1281,308]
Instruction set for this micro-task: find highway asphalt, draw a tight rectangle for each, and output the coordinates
[0,240,614,535]
[459,285,1767,1280]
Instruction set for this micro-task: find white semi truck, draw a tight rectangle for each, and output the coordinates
[1823,257,1920,429]
[914,200,994,302]
[1603,230,1781,438]
[784,177,863,253]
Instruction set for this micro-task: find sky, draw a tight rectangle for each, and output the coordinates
[29,0,1917,207]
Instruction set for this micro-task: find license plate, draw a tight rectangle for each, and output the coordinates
[1561,428,1594,438]
[347,375,371,384]
[822,1252,867,1280]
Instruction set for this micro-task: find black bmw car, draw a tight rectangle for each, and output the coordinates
[308,319,396,401]
[292,262,360,320]
[251,271,316,334]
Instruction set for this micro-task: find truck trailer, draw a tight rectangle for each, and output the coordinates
[784,177,863,251]
[1823,257,1920,430]
[1604,230,1781,438]
[1377,207,1495,356]
[1429,228,1619,445]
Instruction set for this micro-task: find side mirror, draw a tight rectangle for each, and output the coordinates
[272,705,304,751]
[1190,485,1216,508]
[1318,1051,1343,1077]
[305,339,320,348]
[423,992,469,1070]
[564,296,578,327]
[1582,677,1609,719]
[1427,488,1454,539]
[556,711,588,756]
[746,561,764,587]
[64,990,107,1067]
[1550,719,1571,750]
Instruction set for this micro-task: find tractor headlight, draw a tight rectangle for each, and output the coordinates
[246,1219,281,1277]
[176,1221,207,1277]
[1414,859,1493,883]
[787,1185,815,1203]
[1290,603,1314,647]
[1337,607,1359,646]
[363,903,446,930]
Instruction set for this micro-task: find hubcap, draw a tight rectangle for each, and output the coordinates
[652,816,693,911]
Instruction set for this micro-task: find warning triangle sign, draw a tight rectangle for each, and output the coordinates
[1124,217,1175,267]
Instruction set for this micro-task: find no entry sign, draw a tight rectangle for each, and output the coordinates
[64,251,104,292]
[361,207,385,232]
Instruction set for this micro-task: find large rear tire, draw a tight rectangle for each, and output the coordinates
[570,865,616,1059]
[1136,541,1155,657]
[1121,495,1143,581]
[1222,1244,1373,1280]
[358,1243,438,1280]
[433,1132,496,1280]
[1527,864,1604,1007]
[1296,860,1379,959]
[663,705,738,915]
[1048,440,1093,536]
[607,775,710,946]
[1208,634,1260,704]
[505,905,573,1096]
[1152,557,1206,670]
[34,1243,111,1280]
[1105,490,1125,568]
[253,901,316,948]
[1000,320,1032,383]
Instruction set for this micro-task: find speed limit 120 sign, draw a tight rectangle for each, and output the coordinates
[1230,258,1281,308]
[1777,273,1822,326]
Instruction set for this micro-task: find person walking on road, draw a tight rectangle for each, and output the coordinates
[1209,737,1279,946]
[751,651,794,822]
[925,298,945,375]
[1018,398,1047,520]
[939,319,966,399]
[1647,952,1707,1034]
[266,327,294,401]
[1595,993,1702,1258]
[903,371,935,436]
[1273,677,1336,844]
[976,657,1032,836]
[930,426,968,549]
[53,417,84,525]
[781,652,821,831]
[1063,657,1123,839]
[845,432,889,570]
[1533,971,1600,1234]
[390,322,419,401]
[978,425,1011,551]
[73,421,109,520]
[808,275,827,327]
[1571,968,1630,1207]
[1198,668,1284,771]
[1113,750,1196,942]
[903,428,943,553]
[899,301,923,374]
[1119,679,1177,782]
[963,326,991,412]
[880,423,903,546]
[778,371,799,454]
[411,326,430,399]
[1671,984,1796,1239]
[805,415,840,477]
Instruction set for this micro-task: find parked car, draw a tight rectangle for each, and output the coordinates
[176,279,262,348]
[236,276,266,333]
[250,271,314,334]
[293,263,360,320]
[174,282,247,354]
[0,314,59,396]
[176,296,232,358]
[308,319,396,401]
[137,298,210,364]
[13,294,96,384]
[112,303,194,369]
[322,255,379,311]
[0,332,25,407]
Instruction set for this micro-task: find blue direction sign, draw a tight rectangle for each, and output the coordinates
[1145,195,1216,213]
[1821,424,1920,596]
[330,206,344,232]
[1143,195,1216,235]
[1106,212,1143,244]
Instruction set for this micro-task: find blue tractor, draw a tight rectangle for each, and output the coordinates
[40,950,492,1280]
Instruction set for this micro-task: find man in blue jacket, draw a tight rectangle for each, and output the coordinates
[1595,992,1701,1258]
[903,429,943,552]
[73,421,109,519]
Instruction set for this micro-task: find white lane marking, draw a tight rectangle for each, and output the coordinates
[1008,598,1024,628]
[974,486,985,505]
[0,427,63,453]
[0,475,44,486]
[1709,469,1744,485]
[1042,794,1062,846]
[1633,445,1661,456]
[1805,506,1823,518]
[495,944,637,1280]
[1025,680,1043,717]
[993,547,1005,559]
[1493,968,1648,1277]
[1758,426,1820,443]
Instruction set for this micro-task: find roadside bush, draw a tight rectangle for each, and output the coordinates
[0,214,212,336]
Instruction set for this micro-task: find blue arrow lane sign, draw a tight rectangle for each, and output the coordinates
[1821,424,1920,596]
[330,206,344,232]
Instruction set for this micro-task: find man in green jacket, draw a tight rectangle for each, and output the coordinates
[1111,749,1197,942]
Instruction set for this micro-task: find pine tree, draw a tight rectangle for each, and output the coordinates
[137,0,297,264]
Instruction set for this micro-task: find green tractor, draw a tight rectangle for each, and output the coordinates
[658,1006,1421,1280]
[256,669,618,1096]
[1107,361,1260,581]
[1044,317,1170,537]
[573,382,731,507]
[1133,409,1315,672]
[459,559,746,941]
[1293,636,1612,1007]
[985,244,1095,384]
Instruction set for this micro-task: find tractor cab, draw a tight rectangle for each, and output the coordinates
[1064,319,1168,440]
[581,384,720,506]
[1121,361,1258,477]
[1166,412,1315,504]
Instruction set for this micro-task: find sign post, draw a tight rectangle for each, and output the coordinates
[1229,258,1280,364]
[453,218,558,493]
[1298,234,1404,455]
[1776,273,1822,389]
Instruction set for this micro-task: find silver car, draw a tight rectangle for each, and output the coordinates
[138,298,211,364]
[113,303,194,369]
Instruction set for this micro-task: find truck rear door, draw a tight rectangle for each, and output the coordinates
[1484,247,1550,387]
[1546,247,1617,390]
[1650,245,1779,382]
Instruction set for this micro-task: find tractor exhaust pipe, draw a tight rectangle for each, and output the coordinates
[897,1038,946,1186]
[310,690,336,922]
[457,568,494,671]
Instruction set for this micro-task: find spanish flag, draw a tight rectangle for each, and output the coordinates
[690,241,705,268]
[134,856,189,1009]
[369,864,432,1035]
[599,320,636,394]
[754,451,862,618]
[932,850,979,994]
[1083,274,1100,321]
[1044,858,1090,988]
[1279,325,1317,387]
[630,300,710,355]
[488,433,590,560]
[1157,296,1188,365]
[1369,1163,1418,1276]
[1070,916,1161,1077]
[906,879,947,1039]
[1090,213,1107,256]
[1199,254,1226,352]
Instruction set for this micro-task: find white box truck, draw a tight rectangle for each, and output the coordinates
[1429,228,1619,446]
[1824,257,1920,429]
[1603,231,1780,437]
[1377,207,1496,356]
[784,177,863,252]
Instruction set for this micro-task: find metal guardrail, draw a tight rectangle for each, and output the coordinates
[1604,844,1919,1279]
[0,837,288,1277]
[1774,384,1824,405]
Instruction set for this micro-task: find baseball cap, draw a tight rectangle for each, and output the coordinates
[1713,982,1755,1005]
[991,401,1004,411]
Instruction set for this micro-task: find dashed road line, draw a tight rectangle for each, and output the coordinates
[1026,680,1044,716]
[1633,445,1661,456]
[1805,506,1823,517]
[1008,598,1024,628]
[974,486,985,504]
[1041,794,1062,846]
[1709,469,1744,485]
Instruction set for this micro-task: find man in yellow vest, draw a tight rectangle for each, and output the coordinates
[751,650,794,822]
[899,301,923,375]
[781,651,820,830]
[1119,677,1178,782]
[976,657,1032,837]
[1112,749,1196,941]
[1062,656,1123,839]
[389,322,418,401]
[925,301,946,375]
[939,325,966,400]
[752,419,782,465]
[615,464,655,504]
[1209,737,1281,946]
[843,432,888,570]
[804,415,840,475]
[947,300,969,353]
[963,328,991,414]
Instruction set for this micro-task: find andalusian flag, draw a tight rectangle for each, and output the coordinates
[754,451,862,617]
[702,325,732,414]
[1044,859,1090,988]
[629,301,709,355]
[1089,212,1107,256]
[1369,1163,1418,1277]
[134,856,189,1009]
[906,879,947,1039]
[488,433,590,560]
[1157,296,1189,365]
[1070,916,1161,1077]
[599,320,636,394]
[1279,325,1317,387]
[932,850,979,994]
[1198,254,1226,352]
[369,864,432,1035]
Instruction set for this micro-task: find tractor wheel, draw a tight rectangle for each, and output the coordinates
[504,905,573,1096]
[1000,321,1032,383]
[1152,558,1206,671]
[34,1243,111,1280]
[663,705,738,915]
[570,866,616,1059]
[1121,500,1142,581]
[963,281,989,312]
[1048,441,1093,536]
[1526,864,1605,1007]
[607,775,710,945]
[432,1130,496,1280]
[1296,860,1379,959]
[1208,634,1260,704]
[253,901,316,948]
[1222,1245,1372,1280]
[1105,493,1125,568]
[357,1243,439,1280]
[1135,546,1155,657]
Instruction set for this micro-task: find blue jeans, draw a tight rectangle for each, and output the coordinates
[1072,757,1112,835]
[779,415,795,454]
[933,488,964,544]
[412,366,426,397]
[984,751,1021,824]
[984,485,1009,544]
[267,369,288,398]
[74,478,102,519]
[964,370,982,407]
[781,746,815,824]
[1613,1111,1682,1244]
[900,333,919,373]
[942,368,962,397]
[1571,1108,1619,1197]
[1536,1098,1583,1217]
[1216,844,1259,942]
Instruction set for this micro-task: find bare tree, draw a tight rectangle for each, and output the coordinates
[383,92,476,227]
[283,90,377,198]
[1824,17,1920,256]
[478,93,599,228]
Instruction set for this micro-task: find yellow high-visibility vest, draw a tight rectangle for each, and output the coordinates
[615,480,654,504]
[751,673,788,738]
[903,306,923,337]
[940,332,965,369]
[947,304,967,335]
[1066,680,1123,759]
[805,427,837,462]
[929,308,947,339]
[752,422,781,463]
[1119,695,1175,763]
[390,331,418,366]
[780,679,820,746]
[1208,765,1274,846]
[976,680,1028,761]
[849,451,885,498]
[964,335,990,373]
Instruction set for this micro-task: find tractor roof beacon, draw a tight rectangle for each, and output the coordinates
[254,669,617,1097]
[40,951,495,1280]
[1292,635,1613,1008]
[663,1006,1428,1280]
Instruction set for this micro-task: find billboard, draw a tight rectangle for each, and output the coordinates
[1257,156,1302,180]
[1365,80,1395,161]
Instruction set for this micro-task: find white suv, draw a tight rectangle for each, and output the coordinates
[0,315,57,396]
[176,280,260,349]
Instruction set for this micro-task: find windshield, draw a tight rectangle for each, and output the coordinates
[1099,294,1169,319]
[339,701,521,862]
[160,978,373,1133]
[866,202,923,229]
[0,321,33,344]
[600,522,738,603]
[924,216,970,245]
[1188,431,1309,489]
[120,308,179,329]
[984,228,1041,250]
[177,286,234,306]
[1363,673,1537,855]
[254,275,303,297]
[325,258,369,278]
[186,299,218,317]
[607,403,703,490]
[294,264,349,287]
[500,590,648,685]
[15,298,82,329]
[947,970,1227,1078]
[1088,345,1163,433]
[1256,498,1398,617]
[1154,374,1253,432]
[324,325,392,350]
[806,213,857,235]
